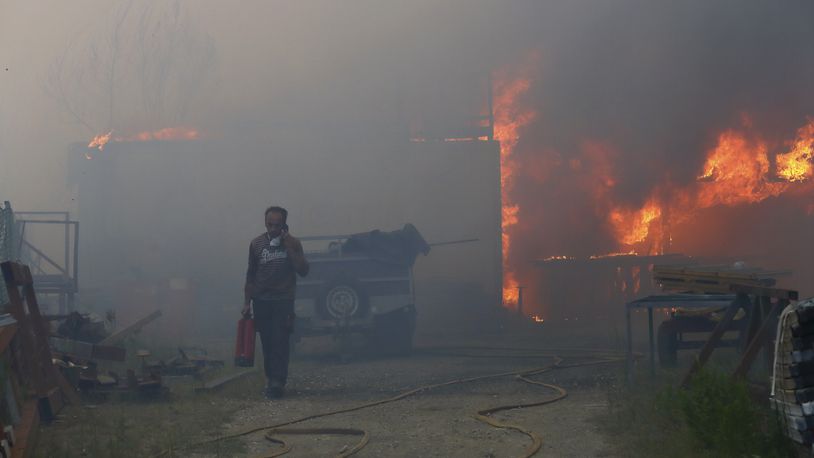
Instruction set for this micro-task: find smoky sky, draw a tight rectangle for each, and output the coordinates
[518,1,814,198]
[4,2,814,195]
[2,1,814,306]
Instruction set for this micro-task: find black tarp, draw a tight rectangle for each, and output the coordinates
[341,224,430,266]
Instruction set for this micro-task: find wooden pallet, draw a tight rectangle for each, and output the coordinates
[2,261,82,456]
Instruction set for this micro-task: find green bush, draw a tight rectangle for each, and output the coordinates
[602,368,797,457]
[674,369,794,457]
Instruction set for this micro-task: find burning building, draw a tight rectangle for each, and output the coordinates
[67,120,503,336]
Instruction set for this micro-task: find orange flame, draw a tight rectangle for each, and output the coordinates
[777,120,814,182]
[606,119,814,252]
[493,56,537,307]
[86,127,200,157]
[609,198,663,249]
[131,127,200,142]
[696,130,786,207]
[88,131,113,151]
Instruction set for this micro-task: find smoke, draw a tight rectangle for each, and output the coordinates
[2,1,814,324]
[499,1,814,313]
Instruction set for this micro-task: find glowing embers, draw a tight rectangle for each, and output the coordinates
[589,250,638,260]
[409,136,490,143]
[86,127,201,158]
[543,255,575,262]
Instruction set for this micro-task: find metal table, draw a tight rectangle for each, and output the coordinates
[625,293,737,382]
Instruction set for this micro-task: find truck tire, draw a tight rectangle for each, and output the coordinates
[318,278,369,320]
[372,305,416,356]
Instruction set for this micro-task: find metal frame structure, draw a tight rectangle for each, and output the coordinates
[626,285,798,385]
[15,211,79,313]
[626,293,738,382]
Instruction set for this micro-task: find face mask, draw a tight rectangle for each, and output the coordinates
[268,233,281,247]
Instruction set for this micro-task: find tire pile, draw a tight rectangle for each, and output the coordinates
[772,297,814,447]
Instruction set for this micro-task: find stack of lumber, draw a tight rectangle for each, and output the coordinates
[653,264,787,294]
[772,298,814,445]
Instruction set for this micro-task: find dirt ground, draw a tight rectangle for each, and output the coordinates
[219,328,624,457]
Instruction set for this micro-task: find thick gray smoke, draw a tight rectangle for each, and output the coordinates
[2,1,814,324]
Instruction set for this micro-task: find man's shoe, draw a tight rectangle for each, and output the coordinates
[265,386,284,399]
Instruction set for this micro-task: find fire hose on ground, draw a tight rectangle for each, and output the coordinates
[157,348,628,458]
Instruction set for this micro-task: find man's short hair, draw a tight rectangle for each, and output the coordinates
[264,206,288,222]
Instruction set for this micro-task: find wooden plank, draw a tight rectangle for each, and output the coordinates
[194,369,257,393]
[3,262,80,406]
[654,265,785,282]
[11,399,39,458]
[0,324,18,354]
[19,265,80,406]
[99,309,162,346]
[729,284,799,301]
[49,337,126,362]
[681,294,747,388]
[732,299,786,379]
[654,265,785,294]
[37,387,64,422]
[2,263,47,396]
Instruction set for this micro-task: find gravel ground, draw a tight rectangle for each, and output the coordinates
[223,331,622,457]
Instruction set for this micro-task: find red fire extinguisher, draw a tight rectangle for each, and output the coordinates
[234,316,256,367]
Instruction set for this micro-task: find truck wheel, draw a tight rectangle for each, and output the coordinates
[372,305,416,356]
[319,278,368,320]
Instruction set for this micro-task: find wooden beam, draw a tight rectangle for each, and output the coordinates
[19,264,81,406]
[99,309,162,346]
[11,400,39,458]
[2,262,47,396]
[2,261,81,406]
[729,284,799,301]
[194,369,257,393]
[732,299,788,379]
[681,293,749,388]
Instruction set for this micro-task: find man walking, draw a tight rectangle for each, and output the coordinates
[244,206,309,399]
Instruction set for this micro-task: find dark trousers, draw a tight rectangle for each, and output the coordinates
[253,299,294,386]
